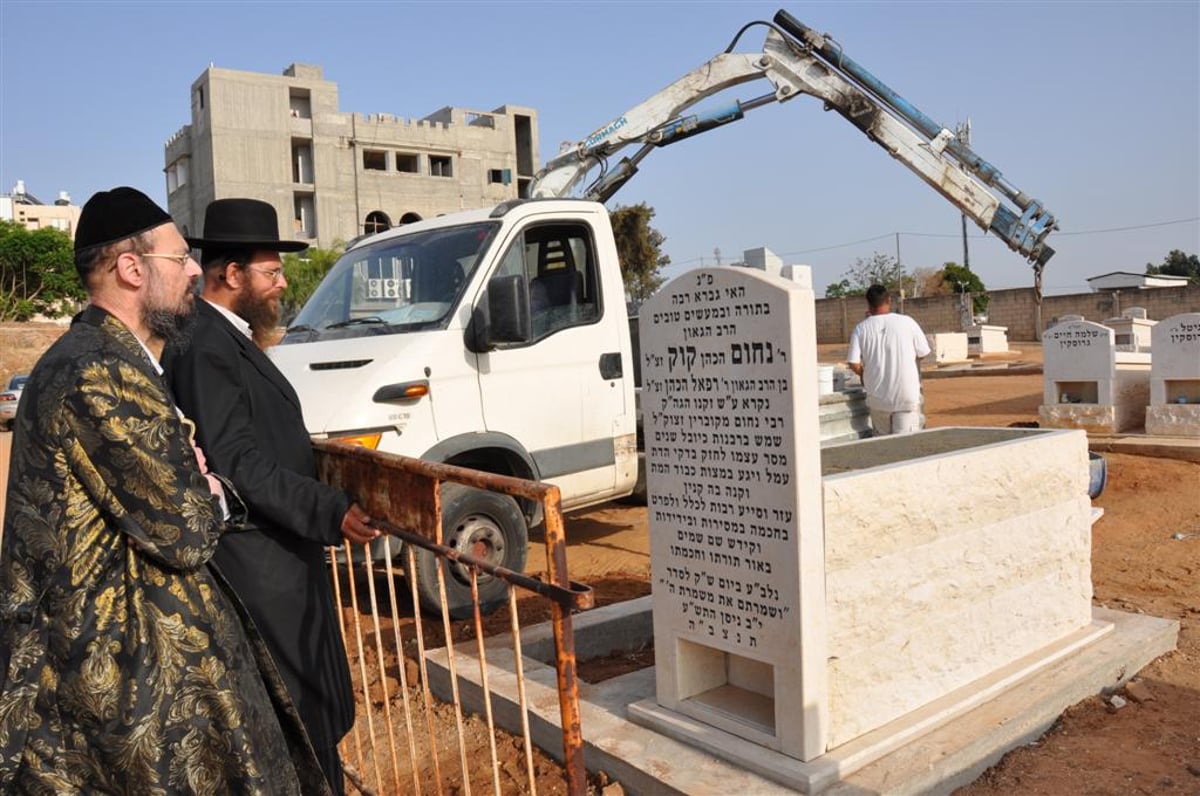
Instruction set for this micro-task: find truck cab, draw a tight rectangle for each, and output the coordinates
[270,199,637,614]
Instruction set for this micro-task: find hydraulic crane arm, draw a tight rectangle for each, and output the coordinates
[530,9,1057,269]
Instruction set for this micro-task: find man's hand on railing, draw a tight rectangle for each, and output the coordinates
[341,502,379,545]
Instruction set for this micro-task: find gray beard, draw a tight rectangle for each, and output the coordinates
[145,304,197,350]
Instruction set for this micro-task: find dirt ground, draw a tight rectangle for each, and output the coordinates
[4,328,1199,794]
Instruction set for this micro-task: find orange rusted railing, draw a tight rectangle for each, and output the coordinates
[315,440,593,796]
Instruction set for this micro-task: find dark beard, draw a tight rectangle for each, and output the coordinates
[145,303,197,350]
[233,290,282,349]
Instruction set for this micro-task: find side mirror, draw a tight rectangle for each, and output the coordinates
[466,274,531,352]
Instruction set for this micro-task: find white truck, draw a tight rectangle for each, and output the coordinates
[270,10,1058,615]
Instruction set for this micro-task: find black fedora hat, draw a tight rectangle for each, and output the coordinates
[187,198,308,253]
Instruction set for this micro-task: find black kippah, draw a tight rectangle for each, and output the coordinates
[75,187,172,252]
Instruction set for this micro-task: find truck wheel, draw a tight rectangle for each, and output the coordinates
[415,483,528,620]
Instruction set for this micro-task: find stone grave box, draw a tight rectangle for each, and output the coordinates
[1103,308,1156,352]
[820,427,1094,748]
[1039,320,1150,434]
[965,324,1009,355]
[927,332,969,364]
[635,266,1100,775]
[1145,312,1200,437]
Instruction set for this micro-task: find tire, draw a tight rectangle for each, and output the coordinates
[415,483,528,620]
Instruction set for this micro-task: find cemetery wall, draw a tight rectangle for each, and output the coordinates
[815,284,1200,344]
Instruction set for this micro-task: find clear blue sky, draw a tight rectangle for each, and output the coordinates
[2,1,1197,297]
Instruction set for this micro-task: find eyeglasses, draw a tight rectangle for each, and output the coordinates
[141,252,194,268]
[247,266,285,285]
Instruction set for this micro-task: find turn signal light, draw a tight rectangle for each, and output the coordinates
[331,431,382,450]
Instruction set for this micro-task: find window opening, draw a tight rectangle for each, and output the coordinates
[288,88,312,119]
[294,194,316,238]
[395,153,419,173]
[364,211,391,235]
[292,140,313,183]
[430,155,453,178]
[495,222,601,341]
[363,150,387,171]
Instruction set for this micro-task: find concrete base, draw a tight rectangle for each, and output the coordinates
[425,603,1177,796]
[1088,432,1200,463]
[818,388,871,445]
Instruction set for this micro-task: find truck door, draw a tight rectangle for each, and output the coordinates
[476,220,626,507]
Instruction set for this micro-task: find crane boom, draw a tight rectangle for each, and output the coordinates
[530,9,1058,270]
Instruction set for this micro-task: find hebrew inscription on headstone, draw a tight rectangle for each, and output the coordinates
[638,266,827,760]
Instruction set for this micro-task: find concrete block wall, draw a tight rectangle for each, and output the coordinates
[821,428,1092,747]
[815,285,1200,344]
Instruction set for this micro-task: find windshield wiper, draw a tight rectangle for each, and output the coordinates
[325,316,387,330]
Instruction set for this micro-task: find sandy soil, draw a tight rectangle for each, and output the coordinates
[4,328,1198,794]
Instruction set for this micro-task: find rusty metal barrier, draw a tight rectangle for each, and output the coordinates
[314,440,594,796]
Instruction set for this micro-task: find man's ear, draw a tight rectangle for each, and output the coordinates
[113,250,145,288]
[221,261,242,289]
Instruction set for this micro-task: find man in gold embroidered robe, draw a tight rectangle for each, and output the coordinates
[0,187,330,794]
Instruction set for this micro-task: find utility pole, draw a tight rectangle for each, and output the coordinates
[955,118,972,270]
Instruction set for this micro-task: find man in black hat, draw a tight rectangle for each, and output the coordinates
[167,197,377,795]
[0,188,329,793]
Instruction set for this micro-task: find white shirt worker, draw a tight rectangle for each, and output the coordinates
[847,310,931,435]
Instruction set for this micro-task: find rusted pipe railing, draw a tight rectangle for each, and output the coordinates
[315,440,592,795]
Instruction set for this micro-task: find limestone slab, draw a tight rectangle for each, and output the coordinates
[1145,404,1200,437]
[820,427,1092,746]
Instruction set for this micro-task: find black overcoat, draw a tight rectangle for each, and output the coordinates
[167,300,355,753]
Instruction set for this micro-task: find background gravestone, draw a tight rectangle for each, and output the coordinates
[1146,312,1200,436]
[1040,319,1150,433]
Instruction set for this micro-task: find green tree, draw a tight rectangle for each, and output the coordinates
[1145,249,1200,284]
[824,278,860,298]
[281,243,344,320]
[609,203,669,303]
[829,251,912,297]
[940,262,989,315]
[0,220,84,321]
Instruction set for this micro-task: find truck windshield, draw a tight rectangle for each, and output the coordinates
[282,221,499,342]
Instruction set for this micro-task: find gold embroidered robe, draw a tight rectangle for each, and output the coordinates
[0,306,329,795]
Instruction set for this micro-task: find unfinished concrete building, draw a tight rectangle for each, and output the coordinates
[164,63,539,249]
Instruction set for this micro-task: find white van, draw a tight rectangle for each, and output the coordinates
[270,199,637,615]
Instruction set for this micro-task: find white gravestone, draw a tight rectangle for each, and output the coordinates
[743,246,785,277]
[1103,311,1156,352]
[927,332,969,364]
[964,324,1009,355]
[1145,312,1200,437]
[637,266,828,760]
[1039,319,1150,433]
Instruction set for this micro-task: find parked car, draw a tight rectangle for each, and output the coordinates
[0,374,29,430]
